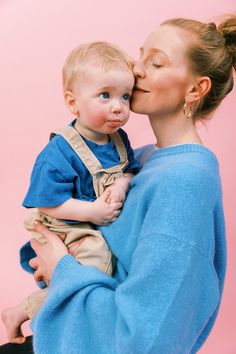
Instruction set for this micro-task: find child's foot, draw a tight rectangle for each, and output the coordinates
[1,304,28,344]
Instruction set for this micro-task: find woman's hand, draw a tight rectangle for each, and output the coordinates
[29,221,69,285]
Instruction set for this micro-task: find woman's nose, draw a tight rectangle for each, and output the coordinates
[133,61,145,79]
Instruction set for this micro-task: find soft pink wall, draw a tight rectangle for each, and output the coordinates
[0,0,235,351]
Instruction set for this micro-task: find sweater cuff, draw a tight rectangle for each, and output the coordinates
[49,253,118,294]
[50,254,80,286]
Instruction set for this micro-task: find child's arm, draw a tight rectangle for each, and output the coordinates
[39,189,122,225]
[105,173,133,204]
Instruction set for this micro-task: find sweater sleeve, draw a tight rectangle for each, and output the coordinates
[31,167,222,354]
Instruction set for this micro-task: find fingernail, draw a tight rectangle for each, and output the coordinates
[34,220,40,226]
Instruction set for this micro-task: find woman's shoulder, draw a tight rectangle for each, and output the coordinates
[134,144,156,167]
[147,144,218,174]
[137,144,221,196]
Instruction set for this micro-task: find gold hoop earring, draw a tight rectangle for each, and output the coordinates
[183,103,192,119]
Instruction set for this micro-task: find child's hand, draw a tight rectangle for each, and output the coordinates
[105,174,132,204]
[90,189,122,225]
[105,183,127,204]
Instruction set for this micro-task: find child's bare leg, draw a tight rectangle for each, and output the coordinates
[1,301,29,344]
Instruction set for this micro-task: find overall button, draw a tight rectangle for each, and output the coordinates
[95,172,102,178]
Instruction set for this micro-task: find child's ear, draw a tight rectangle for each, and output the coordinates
[64,91,78,115]
[185,76,211,104]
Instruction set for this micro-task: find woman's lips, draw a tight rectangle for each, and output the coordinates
[133,86,150,93]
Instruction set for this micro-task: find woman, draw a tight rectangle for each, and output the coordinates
[1,15,236,354]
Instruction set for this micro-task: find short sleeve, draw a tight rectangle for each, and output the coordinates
[22,160,75,207]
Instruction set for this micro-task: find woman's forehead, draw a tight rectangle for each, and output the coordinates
[142,25,188,52]
[141,25,191,63]
[139,26,195,71]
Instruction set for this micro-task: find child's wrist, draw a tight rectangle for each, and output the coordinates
[79,201,94,222]
[114,172,132,181]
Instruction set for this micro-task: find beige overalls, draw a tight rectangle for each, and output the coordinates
[24,126,129,318]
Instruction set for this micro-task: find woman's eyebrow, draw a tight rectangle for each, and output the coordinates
[140,46,163,54]
[150,48,168,58]
[141,46,169,61]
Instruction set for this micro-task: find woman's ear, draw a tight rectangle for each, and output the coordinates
[64,91,78,115]
[185,76,211,104]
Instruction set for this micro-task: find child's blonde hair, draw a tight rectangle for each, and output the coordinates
[62,41,133,92]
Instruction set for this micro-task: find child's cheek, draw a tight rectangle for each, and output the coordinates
[87,105,108,125]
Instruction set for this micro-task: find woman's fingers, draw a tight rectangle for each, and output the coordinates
[33,220,58,241]
[29,257,45,282]
[29,256,38,269]
[33,269,44,282]
[27,222,68,283]
[30,238,41,253]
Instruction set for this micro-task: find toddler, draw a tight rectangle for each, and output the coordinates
[2,41,139,344]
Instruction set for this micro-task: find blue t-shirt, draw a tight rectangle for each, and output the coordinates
[23,123,140,209]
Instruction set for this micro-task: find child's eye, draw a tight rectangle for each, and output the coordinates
[122,93,131,101]
[99,92,110,99]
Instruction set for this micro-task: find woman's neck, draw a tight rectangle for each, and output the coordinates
[149,113,203,148]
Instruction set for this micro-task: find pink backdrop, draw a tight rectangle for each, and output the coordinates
[0,0,235,351]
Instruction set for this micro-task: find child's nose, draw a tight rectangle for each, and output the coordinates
[110,100,122,114]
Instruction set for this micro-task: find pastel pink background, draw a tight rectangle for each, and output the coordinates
[0,0,235,351]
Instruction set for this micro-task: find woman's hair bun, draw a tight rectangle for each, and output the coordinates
[218,15,236,69]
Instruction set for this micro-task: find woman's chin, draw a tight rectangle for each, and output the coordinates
[130,101,146,114]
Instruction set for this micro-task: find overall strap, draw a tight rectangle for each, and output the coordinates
[50,127,129,197]
[51,126,102,177]
[109,132,128,164]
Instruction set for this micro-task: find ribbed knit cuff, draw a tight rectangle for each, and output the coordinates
[50,254,80,286]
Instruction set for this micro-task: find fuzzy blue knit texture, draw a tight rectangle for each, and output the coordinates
[31,144,226,354]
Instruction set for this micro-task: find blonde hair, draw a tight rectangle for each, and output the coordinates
[62,41,133,92]
[162,15,236,120]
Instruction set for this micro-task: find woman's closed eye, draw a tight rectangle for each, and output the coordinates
[152,62,162,68]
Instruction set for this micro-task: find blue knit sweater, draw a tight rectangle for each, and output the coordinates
[31,144,226,354]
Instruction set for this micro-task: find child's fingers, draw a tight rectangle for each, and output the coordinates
[114,209,121,217]
[110,218,117,223]
[111,201,122,210]
[101,188,111,202]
